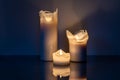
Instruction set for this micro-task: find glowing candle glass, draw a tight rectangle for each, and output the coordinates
[39,9,58,61]
[66,30,89,62]
[53,49,70,65]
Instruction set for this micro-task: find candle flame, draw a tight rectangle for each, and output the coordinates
[59,49,63,55]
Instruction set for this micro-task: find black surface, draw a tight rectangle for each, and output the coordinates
[0,55,120,80]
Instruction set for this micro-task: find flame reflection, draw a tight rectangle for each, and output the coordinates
[40,61,87,80]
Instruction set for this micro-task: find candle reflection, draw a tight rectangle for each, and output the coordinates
[69,62,87,80]
[40,61,87,80]
[53,65,70,78]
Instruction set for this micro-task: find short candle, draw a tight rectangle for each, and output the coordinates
[53,49,70,65]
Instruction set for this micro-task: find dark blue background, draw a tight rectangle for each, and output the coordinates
[0,0,120,55]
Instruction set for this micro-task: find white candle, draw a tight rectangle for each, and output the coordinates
[53,65,70,78]
[66,30,89,62]
[53,49,70,65]
[39,9,58,61]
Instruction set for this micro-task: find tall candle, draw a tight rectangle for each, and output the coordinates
[53,49,70,65]
[39,9,58,61]
[66,30,89,62]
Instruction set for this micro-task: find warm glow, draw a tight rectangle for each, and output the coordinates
[59,49,63,55]
[39,9,58,24]
[44,13,53,22]
[53,66,70,78]
[75,35,80,41]
[40,11,53,23]
[66,30,88,62]
[53,49,70,65]
[66,30,89,45]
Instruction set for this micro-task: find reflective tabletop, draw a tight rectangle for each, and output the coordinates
[0,56,119,80]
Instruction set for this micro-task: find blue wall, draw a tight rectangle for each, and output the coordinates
[0,0,120,55]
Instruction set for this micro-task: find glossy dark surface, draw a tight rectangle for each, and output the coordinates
[0,56,120,80]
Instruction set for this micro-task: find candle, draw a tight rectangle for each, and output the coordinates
[66,30,89,62]
[39,9,58,61]
[53,49,70,65]
[53,65,70,78]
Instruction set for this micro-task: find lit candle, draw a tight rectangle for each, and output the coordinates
[53,65,70,78]
[39,9,58,61]
[66,30,89,62]
[53,49,70,65]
